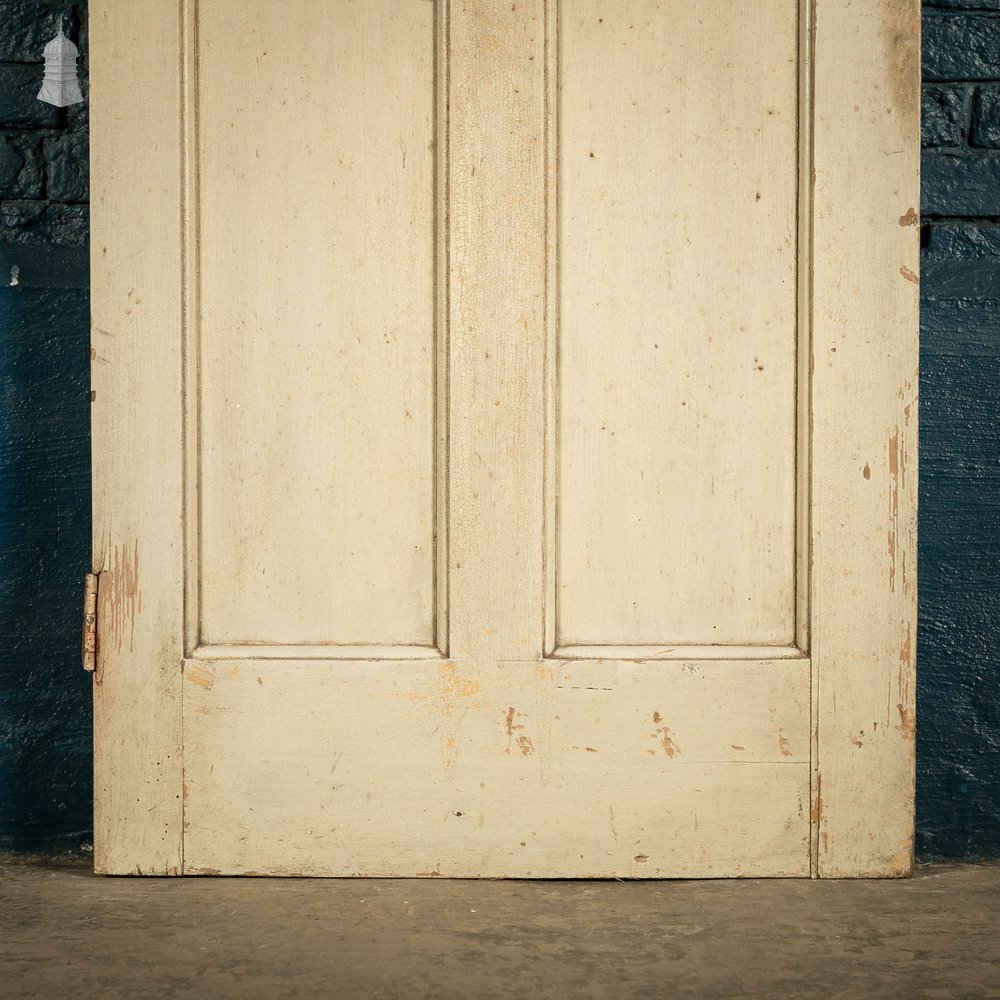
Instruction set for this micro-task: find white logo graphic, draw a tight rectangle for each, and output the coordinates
[37,23,84,108]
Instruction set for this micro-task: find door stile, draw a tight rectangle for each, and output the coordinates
[91,0,186,875]
[810,0,920,876]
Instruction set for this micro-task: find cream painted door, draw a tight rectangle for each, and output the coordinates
[89,1,919,877]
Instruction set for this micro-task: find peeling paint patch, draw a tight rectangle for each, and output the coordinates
[899,265,919,284]
[898,207,918,227]
[504,707,534,756]
[429,662,483,769]
[888,430,900,593]
[185,664,214,691]
[881,0,920,125]
[896,621,916,743]
[437,662,481,718]
[811,772,823,827]
[99,540,143,664]
[650,714,680,758]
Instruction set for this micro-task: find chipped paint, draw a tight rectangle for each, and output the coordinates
[504,707,534,757]
[97,541,143,673]
[650,714,680,758]
[405,663,485,769]
[888,430,900,593]
[437,662,481,718]
[882,0,921,125]
[811,772,823,827]
[896,621,915,743]
[535,663,558,682]
[898,207,918,227]
[184,664,215,691]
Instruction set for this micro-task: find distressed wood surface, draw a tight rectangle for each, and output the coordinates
[92,0,919,878]
[90,0,184,874]
[195,1,438,648]
[446,0,546,661]
[810,0,920,876]
[556,1,799,647]
[182,657,810,877]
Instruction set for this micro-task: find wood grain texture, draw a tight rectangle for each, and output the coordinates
[555,1,799,647]
[90,0,184,874]
[446,0,546,661]
[182,657,810,877]
[810,0,920,876]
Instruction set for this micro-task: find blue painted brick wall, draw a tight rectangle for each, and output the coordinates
[0,1,91,851]
[920,4,1000,859]
[0,2,998,858]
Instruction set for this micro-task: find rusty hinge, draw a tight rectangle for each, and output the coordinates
[82,572,99,672]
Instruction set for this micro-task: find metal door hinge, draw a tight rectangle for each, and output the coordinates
[82,572,99,672]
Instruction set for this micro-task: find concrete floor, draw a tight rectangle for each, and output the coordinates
[1,858,998,999]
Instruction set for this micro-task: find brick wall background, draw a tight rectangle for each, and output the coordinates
[919,4,1000,858]
[0,2,998,858]
[0,1,91,851]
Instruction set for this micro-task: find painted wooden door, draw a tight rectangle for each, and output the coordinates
[89,0,919,877]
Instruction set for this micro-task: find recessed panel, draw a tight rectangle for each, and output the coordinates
[197,1,438,645]
[556,1,800,646]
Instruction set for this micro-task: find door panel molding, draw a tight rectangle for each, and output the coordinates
[552,644,807,662]
[545,0,806,653]
[181,0,451,655]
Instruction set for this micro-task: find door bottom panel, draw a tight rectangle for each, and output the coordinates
[181,658,811,878]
